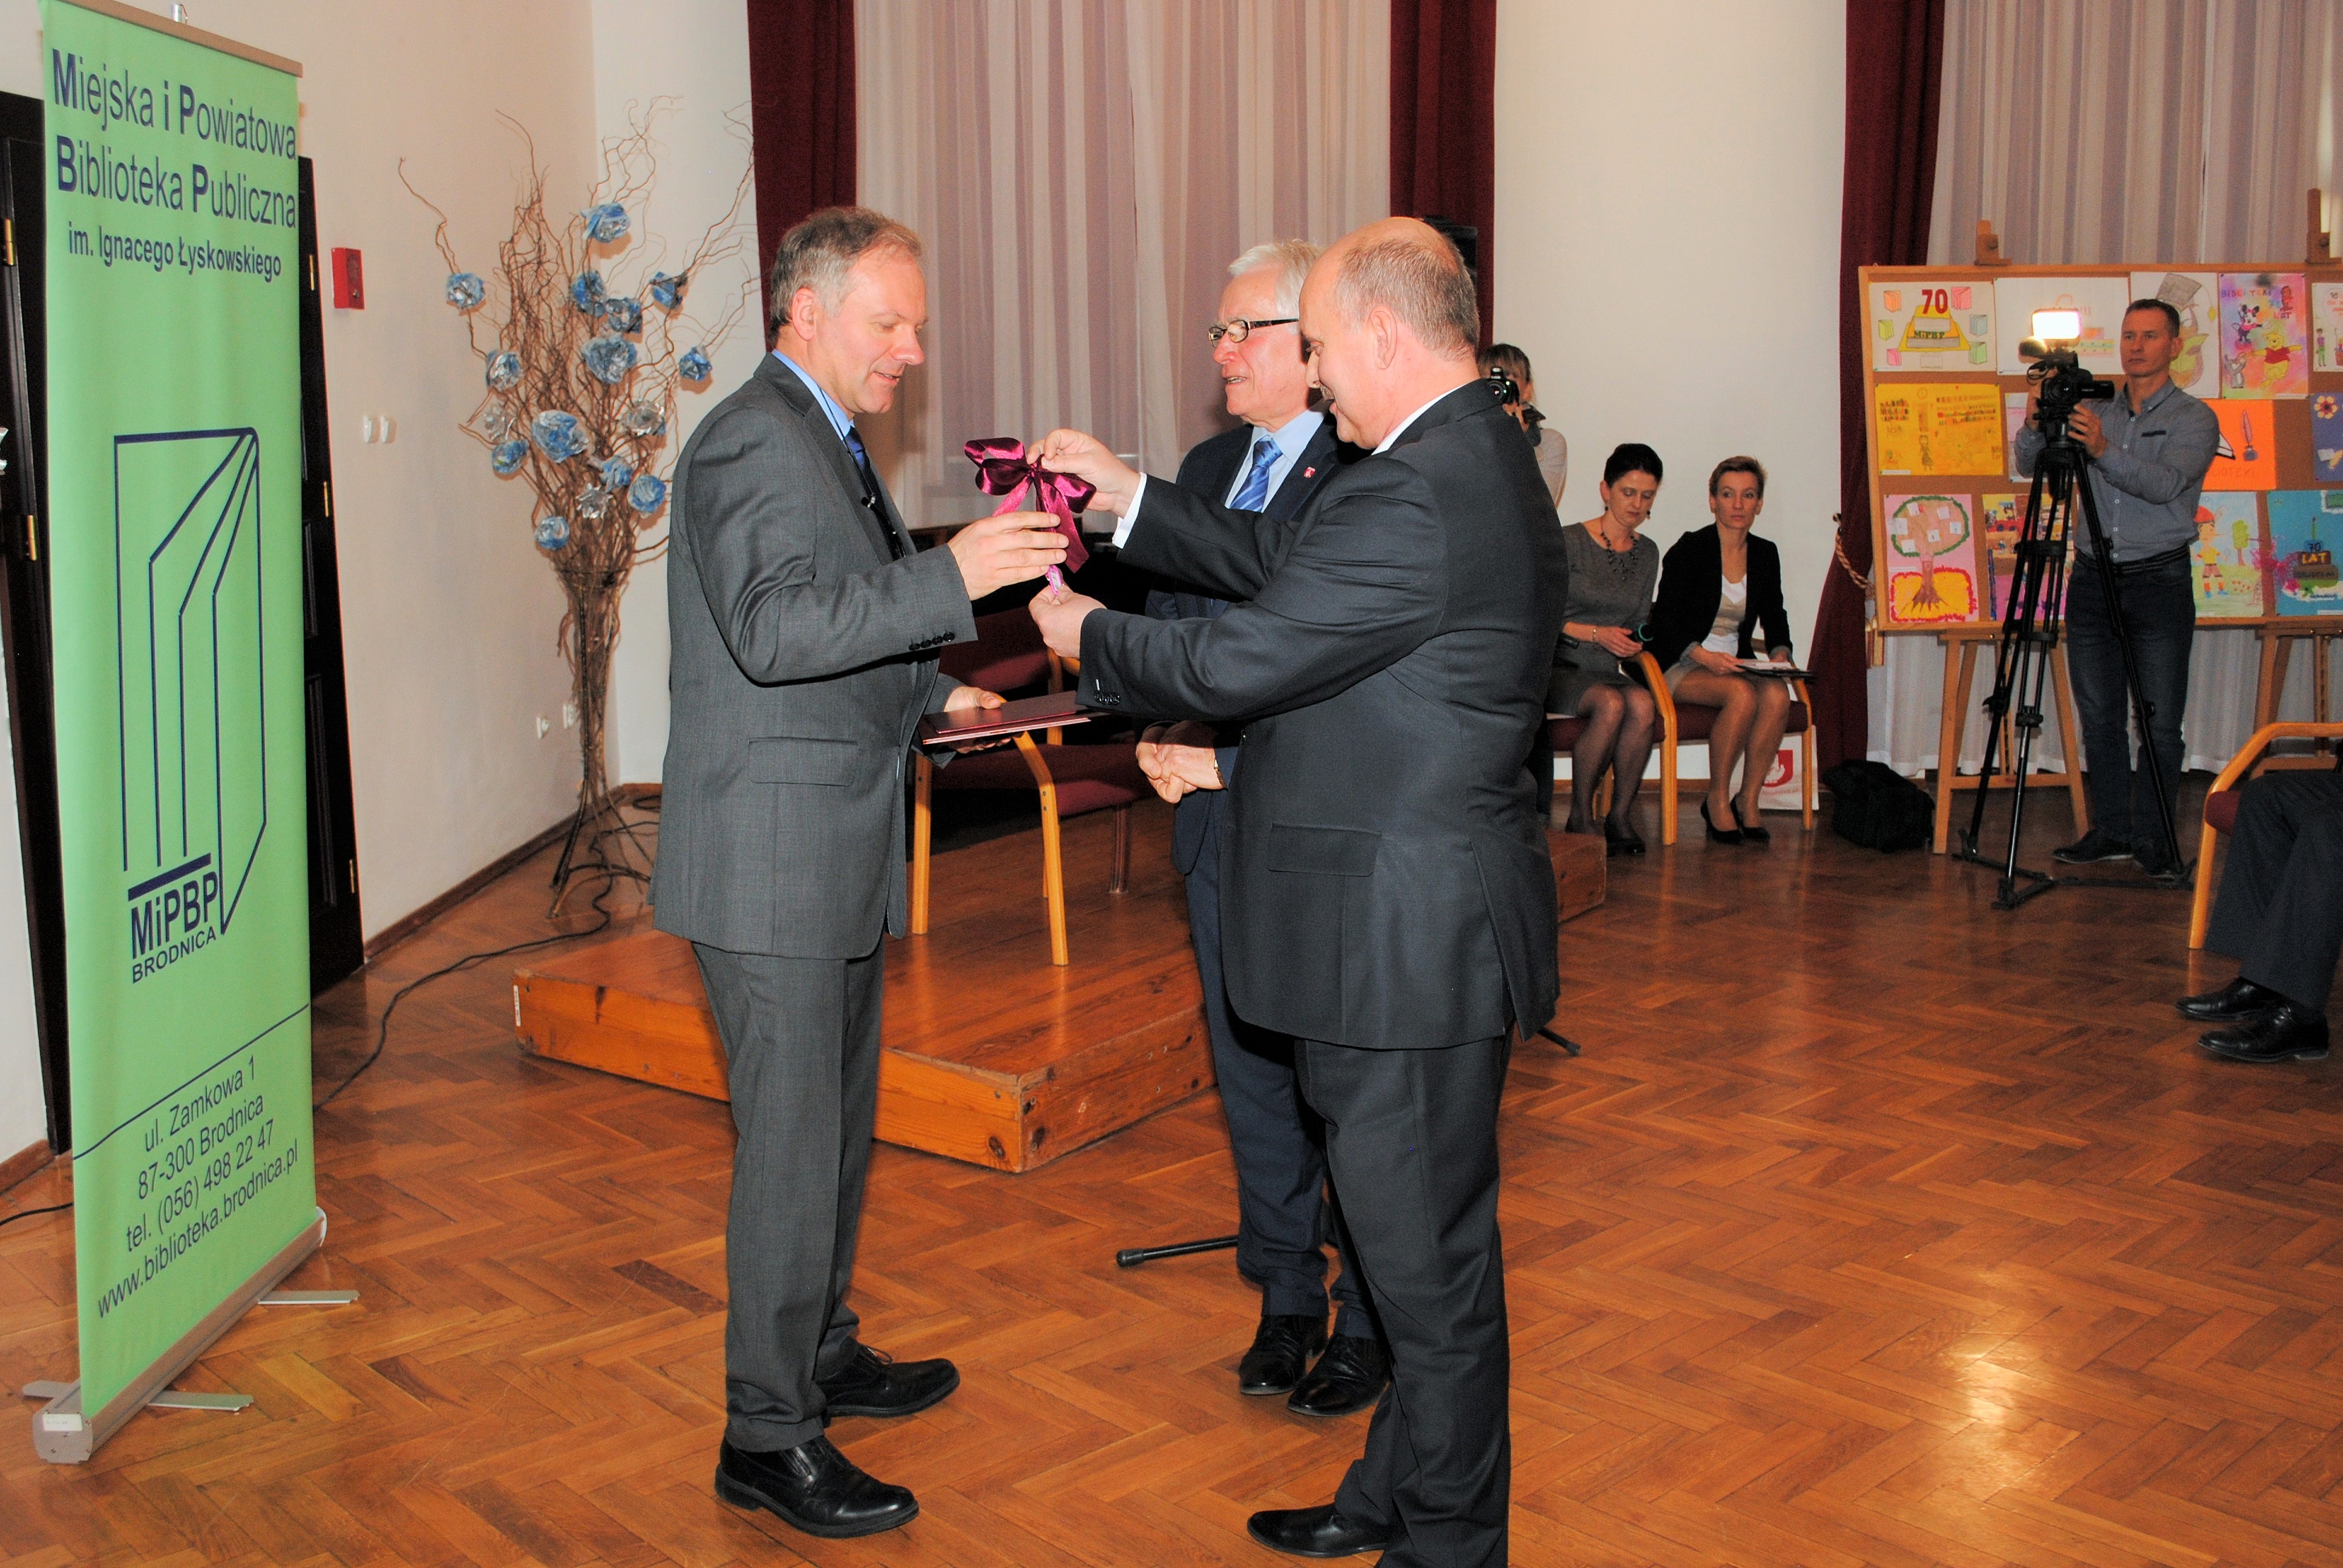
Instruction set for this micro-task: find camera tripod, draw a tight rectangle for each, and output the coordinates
[1954,407,2186,908]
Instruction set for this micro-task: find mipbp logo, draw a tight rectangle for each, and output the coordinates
[116,429,267,984]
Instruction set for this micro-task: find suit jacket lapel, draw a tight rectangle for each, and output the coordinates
[1265,423,1343,522]
[756,357,902,565]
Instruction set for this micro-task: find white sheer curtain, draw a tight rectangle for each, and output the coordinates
[855,0,1389,529]
[1872,0,2343,773]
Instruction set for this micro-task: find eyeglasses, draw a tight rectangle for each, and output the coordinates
[1206,317,1299,345]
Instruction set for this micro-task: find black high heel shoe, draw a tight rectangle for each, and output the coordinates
[1603,818,1646,857]
[1730,801,1771,844]
[1701,800,1743,844]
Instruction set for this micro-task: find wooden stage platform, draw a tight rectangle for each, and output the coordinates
[515,802,1605,1172]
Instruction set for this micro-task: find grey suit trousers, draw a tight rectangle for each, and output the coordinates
[695,939,886,1451]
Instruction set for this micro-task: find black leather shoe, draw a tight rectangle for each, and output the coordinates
[816,1342,960,1419]
[1247,1503,1388,1558]
[2177,976,2288,1022]
[1237,1314,1326,1396]
[2200,1003,2331,1063]
[1730,801,1772,844]
[1287,1334,1389,1417]
[2054,829,2133,864]
[1701,800,1743,844]
[715,1436,918,1538]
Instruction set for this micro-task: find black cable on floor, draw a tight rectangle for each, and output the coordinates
[313,848,632,1112]
[0,1201,71,1232]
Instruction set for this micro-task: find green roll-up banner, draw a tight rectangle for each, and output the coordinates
[33,0,315,1462]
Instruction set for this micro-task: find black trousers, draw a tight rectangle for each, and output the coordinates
[2065,557,2194,849]
[1297,1034,1510,1568]
[2206,769,2343,1013]
[1189,803,1369,1333]
[695,939,886,1451]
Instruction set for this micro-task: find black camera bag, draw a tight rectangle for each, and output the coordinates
[1820,760,1935,853]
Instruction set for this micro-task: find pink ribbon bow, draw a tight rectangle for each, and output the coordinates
[965,437,1093,590]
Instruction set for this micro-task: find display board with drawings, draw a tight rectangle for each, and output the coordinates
[1863,263,2343,632]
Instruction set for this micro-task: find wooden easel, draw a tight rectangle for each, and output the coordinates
[2252,618,2343,764]
[1930,626,2090,854]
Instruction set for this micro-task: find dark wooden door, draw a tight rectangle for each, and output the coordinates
[297,158,364,990]
[0,90,65,1146]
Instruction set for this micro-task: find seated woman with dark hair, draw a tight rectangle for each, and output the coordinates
[1649,456,1796,845]
[1548,443,1663,855]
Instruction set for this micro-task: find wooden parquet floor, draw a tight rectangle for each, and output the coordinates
[5,783,2342,1567]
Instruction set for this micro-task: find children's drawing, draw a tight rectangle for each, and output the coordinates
[1869,281,1994,371]
[1874,382,2003,475]
[1884,492,1979,624]
[2267,491,2343,615]
[1982,493,2022,619]
[2315,394,2343,482]
[2204,399,2279,491]
[2004,393,2030,481]
[1993,276,2131,374]
[2132,270,2220,398]
[2313,281,2343,371]
[2191,492,2266,620]
[2218,272,2309,398]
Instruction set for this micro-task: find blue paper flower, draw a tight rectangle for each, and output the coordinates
[575,486,612,521]
[570,270,606,313]
[647,270,686,311]
[678,345,712,382]
[628,472,669,513]
[445,272,486,310]
[582,202,629,243]
[490,439,528,475]
[621,399,664,436]
[534,515,571,550]
[600,295,643,335]
[529,410,587,461]
[582,333,639,385]
[487,350,522,390]
[600,456,635,491]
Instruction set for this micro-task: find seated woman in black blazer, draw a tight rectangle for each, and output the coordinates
[1648,457,1796,844]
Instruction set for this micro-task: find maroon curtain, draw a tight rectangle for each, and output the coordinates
[1390,0,1496,345]
[745,0,857,341]
[1813,0,1945,769]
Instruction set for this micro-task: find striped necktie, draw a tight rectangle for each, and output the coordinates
[843,425,905,560]
[1230,433,1280,511]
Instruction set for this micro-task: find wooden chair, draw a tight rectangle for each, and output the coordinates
[1635,650,1816,846]
[908,619,1147,965]
[2187,721,2343,949]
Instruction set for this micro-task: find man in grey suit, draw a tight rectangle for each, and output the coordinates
[1034,218,1566,1567]
[653,207,1067,1540]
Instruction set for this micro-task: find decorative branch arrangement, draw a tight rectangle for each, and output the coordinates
[404,103,753,879]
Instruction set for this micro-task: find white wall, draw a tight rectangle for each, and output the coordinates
[1493,1,1846,653]
[591,1,762,788]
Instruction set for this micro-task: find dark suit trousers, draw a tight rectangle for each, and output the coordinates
[2206,770,2343,1013]
[1188,795,1369,1333]
[1298,1035,1510,1568]
[694,939,885,1451]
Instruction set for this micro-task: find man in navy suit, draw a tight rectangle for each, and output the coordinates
[1135,241,1383,1418]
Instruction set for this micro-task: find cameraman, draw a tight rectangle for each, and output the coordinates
[2014,299,2218,875]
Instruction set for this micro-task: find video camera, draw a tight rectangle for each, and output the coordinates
[2016,309,2115,436]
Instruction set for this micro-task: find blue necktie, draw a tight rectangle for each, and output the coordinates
[842,425,904,560]
[1230,433,1280,511]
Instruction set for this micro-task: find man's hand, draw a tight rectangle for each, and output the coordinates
[1132,719,1222,805]
[2069,405,2109,457]
[1029,583,1102,659]
[1033,429,1142,518]
[941,684,1005,713]
[948,512,1069,600]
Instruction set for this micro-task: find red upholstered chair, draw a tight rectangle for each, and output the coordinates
[1635,651,1815,846]
[909,627,1147,966]
[2187,721,2343,949]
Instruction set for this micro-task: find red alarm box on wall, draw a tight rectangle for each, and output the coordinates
[330,247,364,309]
